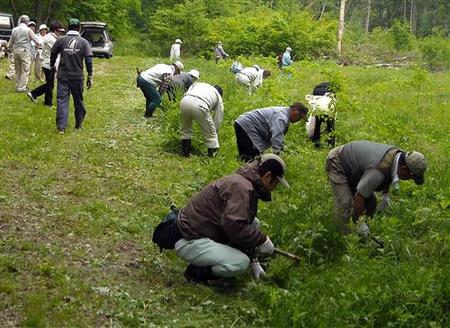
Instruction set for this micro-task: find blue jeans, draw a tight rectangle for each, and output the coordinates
[137,76,161,117]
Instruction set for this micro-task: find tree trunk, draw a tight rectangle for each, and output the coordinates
[337,0,346,56]
[365,0,371,33]
[319,0,328,20]
[403,0,407,22]
[410,0,417,34]
[9,0,18,19]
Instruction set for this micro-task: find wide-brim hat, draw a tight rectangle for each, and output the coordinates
[175,38,182,44]
[188,69,200,80]
[39,24,48,31]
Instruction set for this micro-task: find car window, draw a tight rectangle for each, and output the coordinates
[0,16,12,29]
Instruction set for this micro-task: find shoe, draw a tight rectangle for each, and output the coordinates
[57,128,65,134]
[5,75,12,80]
[27,92,37,103]
[181,139,192,157]
[183,265,217,285]
[208,148,218,157]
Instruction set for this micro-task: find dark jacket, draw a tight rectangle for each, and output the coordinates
[177,162,269,249]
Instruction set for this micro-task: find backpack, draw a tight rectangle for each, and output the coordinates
[152,205,182,252]
[230,61,243,74]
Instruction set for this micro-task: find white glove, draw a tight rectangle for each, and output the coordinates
[380,195,390,212]
[251,261,266,279]
[356,222,370,239]
[255,237,274,255]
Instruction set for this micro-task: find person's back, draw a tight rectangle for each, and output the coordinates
[53,32,91,80]
[172,72,193,90]
[185,82,221,110]
[282,50,292,67]
[141,64,173,85]
[10,23,31,51]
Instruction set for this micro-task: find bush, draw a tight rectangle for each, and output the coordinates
[418,35,450,71]
[391,20,413,51]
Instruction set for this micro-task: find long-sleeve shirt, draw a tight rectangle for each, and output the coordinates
[8,23,41,51]
[236,67,265,89]
[235,106,291,153]
[169,43,181,60]
[140,64,175,86]
[214,44,228,58]
[184,82,224,129]
[40,32,58,69]
[282,51,292,67]
[50,30,93,80]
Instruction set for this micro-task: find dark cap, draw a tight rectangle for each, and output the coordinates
[259,154,289,188]
[68,18,80,28]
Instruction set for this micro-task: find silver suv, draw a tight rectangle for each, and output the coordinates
[80,22,113,58]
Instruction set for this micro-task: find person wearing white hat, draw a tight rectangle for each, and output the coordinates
[326,141,427,237]
[235,65,271,94]
[179,82,224,157]
[173,154,288,284]
[214,41,229,63]
[282,46,293,67]
[137,61,183,117]
[7,15,42,92]
[168,69,200,100]
[33,24,49,81]
[28,21,65,106]
[170,38,182,61]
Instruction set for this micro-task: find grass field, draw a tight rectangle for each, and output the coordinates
[0,55,449,327]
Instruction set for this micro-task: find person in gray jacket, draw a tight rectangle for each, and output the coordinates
[234,103,308,161]
[325,140,427,236]
[167,69,199,100]
[175,154,290,284]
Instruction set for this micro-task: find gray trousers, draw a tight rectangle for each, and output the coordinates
[174,218,260,278]
[56,79,86,130]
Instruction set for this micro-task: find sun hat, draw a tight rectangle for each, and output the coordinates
[286,46,292,52]
[188,69,200,80]
[405,151,427,185]
[175,38,182,44]
[259,154,290,188]
[173,61,184,71]
[27,21,36,27]
[39,24,48,32]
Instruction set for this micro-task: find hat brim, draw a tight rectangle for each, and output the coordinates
[413,174,424,185]
[277,176,290,188]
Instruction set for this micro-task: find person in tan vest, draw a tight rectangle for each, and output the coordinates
[325,140,427,236]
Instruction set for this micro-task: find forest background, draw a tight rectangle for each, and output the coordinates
[1,0,449,70]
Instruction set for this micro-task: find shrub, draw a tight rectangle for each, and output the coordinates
[418,35,450,71]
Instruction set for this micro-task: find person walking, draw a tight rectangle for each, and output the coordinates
[325,140,427,236]
[235,65,271,94]
[170,39,182,61]
[27,21,65,107]
[214,41,229,63]
[234,103,308,162]
[8,15,41,92]
[174,154,289,284]
[50,18,93,133]
[137,61,184,118]
[33,24,48,81]
[180,82,224,157]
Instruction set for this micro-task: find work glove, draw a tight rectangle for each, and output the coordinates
[380,194,390,212]
[87,75,93,89]
[255,236,274,255]
[356,222,370,239]
[251,261,266,280]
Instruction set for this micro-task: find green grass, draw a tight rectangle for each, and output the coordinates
[0,55,449,327]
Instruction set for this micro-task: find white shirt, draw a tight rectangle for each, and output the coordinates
[140,64,175,85]
[184,82,224,128]
[41,32,58,69]
[390,152,402,190]
[170,43,181,60]
[8,23,41,51]
[236,67,265,88]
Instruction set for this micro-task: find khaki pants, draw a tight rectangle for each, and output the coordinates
[6,51,15,79]
[325,146,354,233]
[13,48,31,92]
[180,96,220,149]
[34,51,43,81]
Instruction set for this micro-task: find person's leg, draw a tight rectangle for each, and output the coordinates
[6,51,15,79]
[44,68,55,106]
[365,192,377,217]
[193,106,219,153]
[30,67,50,99]
[180,97,195,143]
[311,115,323,148]
[13,50,22,90]
[15,50,31,92]
[138,77,161,117]
[326,118,336,147]
[56,79,71,131]
[234,122,259,162]
[175,238,250,279]
[70,79,86,129]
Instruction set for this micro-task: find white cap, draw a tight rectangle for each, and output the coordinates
[286,47,292,52]
[173,61,184,71]
[175,38,182,44]
[19,15,30,24]
[188,69,200,80]
[253,64,260,70]
[39,24,48,31]
[27,21,36,27]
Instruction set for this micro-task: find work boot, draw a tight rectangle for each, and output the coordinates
[207,148,218,157]
[183,265,217,284]
[181,139,192,157]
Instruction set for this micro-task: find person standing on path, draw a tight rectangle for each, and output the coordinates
[234,103,308,162]
[33,24,48,81]
[170,39,182,61]
[179,82,224,157]
[137,61,184,118]
[8,15,41,92]
[27,21,65,107]
[50,18,93,133]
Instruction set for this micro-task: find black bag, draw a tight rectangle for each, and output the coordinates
[152,205,182,252]
[313,82,331,96]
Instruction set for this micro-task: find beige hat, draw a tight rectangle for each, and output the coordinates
[175,38,182,44]
[405,151,427,185]
[259,154,290,188]
[188,69,200,80]
[173,61,184,71]
[39,24,48,31]
[286,46,292,52]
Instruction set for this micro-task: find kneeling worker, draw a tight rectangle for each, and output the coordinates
[175,154,289,284]
[180,82,224,157]
[234,103,308,162]
[325,140,427,236]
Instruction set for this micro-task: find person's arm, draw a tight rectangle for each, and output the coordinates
[352,192,366,222]
[270,115,288,153]
[50,39,61,68]
[29,29,41,47]
[353,169,385,221]
[212,93,224,131]
[158,74,172,96]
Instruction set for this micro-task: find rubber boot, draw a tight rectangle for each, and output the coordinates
[181,139,192,157]
[183,265,217,284]
[207,148,218,157]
